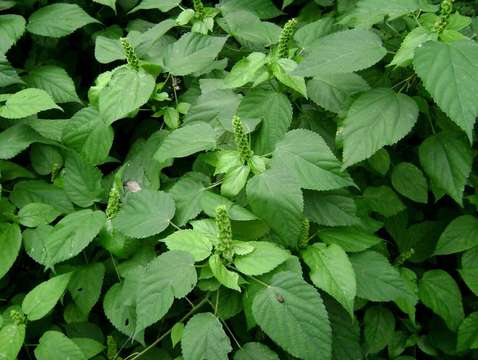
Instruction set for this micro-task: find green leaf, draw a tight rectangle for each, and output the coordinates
[93,0,116,12]
[209,254,241,292]
[0,14,25,54]
[252,271,332,360]
[0,125,45,160]
[10,180,74,214]
[160,33,227,76]
[247,168,303,248]
[418,270,464,331]
[233,342,279,360]
[23,209,106,268]
[0,223,21,280]
[234,241,290,276]
[224,52,267,88]
[64,152,103,208]
[304,190,360,227]
[221,165,250,197]
[293,17,338,50]
[390,26,437,67]
[419,131,472,205]
[391,162,428,203]
[457,312,478,352]
[129,0,180,13]
[434,215,478,255]
[162,229,213,262]
[112,190,175,238]
[307,72,370,114]
[99,66,155,124]
[0,322,25,360]
[271,59,308,98]
[414,40,478,140]
[71,338,105,359]
[364,306,395,354]
[350,251,409,302]
[0,88,61,119]
[317,227,382,253]
[363,186,406,217]
[18,203,61,227]
[238,87,292,155]
[219,0,282,20]
[293,29,386,77]
[169,173,208,226]
[459,247,478,296]
[303,243,356,317]
[22,272,72,321]
[342,88,418,168]
[30,143,63,176]
[68,263,105,316]
[182,312,232,360]
[27,3,99,38]
[24,65,80,104]
[272,129,354,191]
[154,122,216,163]
[135,251,197,333]
[171,322,184,348]
[34,331,86,360]
[0,54,23,87]
[341,0,421,28]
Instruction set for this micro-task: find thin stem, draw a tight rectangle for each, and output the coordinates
[245,274,270,288]
[169,221,182,231]
[127,296,209,360]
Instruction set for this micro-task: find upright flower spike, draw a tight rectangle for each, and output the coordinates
[298,218,310,248]
[215,205,234,261]
[120,37,139,69]
[278,18,298,58]
[232,115,252,163]
[105,181,121,220]
[193,0,205,19]
[433,0,454,33]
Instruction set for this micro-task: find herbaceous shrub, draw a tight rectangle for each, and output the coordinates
[1,0,478,359]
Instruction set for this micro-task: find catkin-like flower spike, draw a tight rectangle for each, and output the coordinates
[105,181,121,220]
[10,310,25,325]
[50,162,61,182]
[215,205,234,261]
[232,115,252,163]
[193,0,205,19]
[278,18,298,58]
[106,336,122,360]
[433,0,454,33]
[298,218,310,248]
[120,37,139,69]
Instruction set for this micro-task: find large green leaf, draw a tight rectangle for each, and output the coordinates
[238,87,292,155]
[23,209,106,268]
[233,342,279,360]
[419,131,472,205]
[317,227,382,253]
[304,191,360,227]
[303,243,356,317]
[18,203,61,227]
[34,331,86,360]
[434,215,478,255]
[294,29,386,77]
[0,125,46,160]
[247,168,303,248]
[64,152,103,208]
[252,271,332,360]
[272,129,354,191]
[129,0,180,13]
[457,312,478,352]
[0,322,25,360]
[219,0,282,20]
[0,223,21,280]
[112,190,175,238]
[459,247,478,296]
[418,270,464,331]
[0,88,60,119]
[0,54,23,87]
[154,122,216,163]
[22,272,72,321]
[234,241,290,276]
[349,251,409,302]
[363,306,395,354]
[24,65,80,103]
[182,312,232,360]
[160,33,227,76]
[0,14,25,53]
[68,263,105,316]
[27,3,99,38]
[391,162,428,203]
[135,251,197,333]
[162,229,213,262]
[414,40,478,140]
[98,66,155,124]
[342,88,418,168]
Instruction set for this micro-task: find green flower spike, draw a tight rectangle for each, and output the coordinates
[215,205,234,262]
[278,18,298,58]
[193,0,205,19]
[298,218,310,248]
[120,37,139,69]
[232,115,252,163]
[433,0,454,33]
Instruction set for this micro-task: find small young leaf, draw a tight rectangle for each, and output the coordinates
[391,162,428,203]
[234,241,290,276]
[209,254,241,292]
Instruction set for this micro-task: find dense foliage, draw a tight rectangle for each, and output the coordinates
[1,0,478,359]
